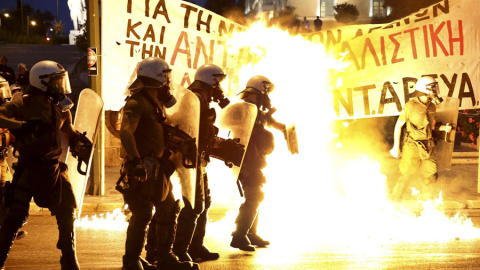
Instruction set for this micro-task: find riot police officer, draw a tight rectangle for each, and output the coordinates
[119,57,198,270]
[230,75,286,251]
[390,76,452,200]
[171,64,231,262]
[0,60,88,270]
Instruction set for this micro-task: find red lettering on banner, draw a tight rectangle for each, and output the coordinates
[422,25,430,58]
[194,36,214,69]
[171,31,192,68]
[341,41,360,70]
[216,40,228,68]
[326,30,342,50]
[181,72,192,87]
[361,38,381,69]
[380,36,387,65]
[403,27,419,59]
[447,20,463,56]
[429,22,449,57]
[389,32,403,64]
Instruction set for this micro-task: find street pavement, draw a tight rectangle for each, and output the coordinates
[4,43,480,269]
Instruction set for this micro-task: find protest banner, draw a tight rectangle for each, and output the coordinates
[102,0,246,110]
[305,0,479,119]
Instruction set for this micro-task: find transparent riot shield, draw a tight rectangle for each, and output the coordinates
[218,101,257,182]
[286,124,299,154]
[165,87,200,209]
[435,96,459,170]
[64,88,103,218]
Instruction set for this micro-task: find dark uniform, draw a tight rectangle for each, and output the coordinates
[0,95,79,269]
[391,97,438,200]
[235,121,274,243]
[172,90,218,262]
[119,57,198,270]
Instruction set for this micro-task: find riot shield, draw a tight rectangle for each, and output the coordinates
[218,101,257,182]
[286,124,299,154]
[165,87,200,209]
[435,96,459,170]
[64,88,103,218]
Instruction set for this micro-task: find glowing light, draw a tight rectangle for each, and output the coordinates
[75,208,128,231]
[78,21,480,249]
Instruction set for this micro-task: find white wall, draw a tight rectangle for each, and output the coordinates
[287,0,373,19]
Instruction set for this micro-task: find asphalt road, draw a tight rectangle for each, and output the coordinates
[3,213,480,270]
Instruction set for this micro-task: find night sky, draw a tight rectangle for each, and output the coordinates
[0,0,207,33]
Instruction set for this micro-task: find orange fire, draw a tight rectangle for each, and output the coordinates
[76,21,480,246]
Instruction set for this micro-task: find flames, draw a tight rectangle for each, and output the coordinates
[75,21,480,245]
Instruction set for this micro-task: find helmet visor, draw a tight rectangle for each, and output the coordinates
[425,82,439,95]
[0,81,12,99]
[43,71,72,95]
[263,81,275,94]
[164,68,174,91]
[213,74,227,91]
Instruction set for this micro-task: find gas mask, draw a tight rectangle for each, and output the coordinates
[157,85,176,108]
[45,71,74,111]
[260,94,272,112]
[426,82,443,105]
[212,74,230,108]
[54,94,74,112]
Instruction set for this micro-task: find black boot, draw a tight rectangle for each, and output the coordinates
[247,214,269,247]
[56,210,80,270]
[0,203,28,269]
[145,217,157,264]
[188,210,219,262]
[0,223,19,269]
[172,207,197,262]
[230,234,255,252]
[123,214,150,270]
[156,200,198,270]
[231,201,257,252]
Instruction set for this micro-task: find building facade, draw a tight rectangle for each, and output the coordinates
[249,0,390,22]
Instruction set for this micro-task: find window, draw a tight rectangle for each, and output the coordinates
[319,0,334,17]
[372,0,385,17]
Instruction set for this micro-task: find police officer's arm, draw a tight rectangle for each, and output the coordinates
[120,100,141,160]
[435,119,453,133]
[390,117,406,158]
[60,110,79,145]
[266,116,287,139]
[0,105,24,130]
[60,110,93,162]
[120,100,148,182]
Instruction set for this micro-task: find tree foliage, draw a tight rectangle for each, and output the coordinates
[333,3,359,24]
[74,22,89,54]
[1,4,54,38]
